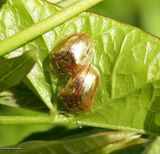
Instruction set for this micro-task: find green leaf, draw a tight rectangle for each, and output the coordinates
[89,0,160,39]
[0,123,53,147]
[1,0,160,135]
[57,0,79,7]
[143,137,160,154]
[0,85,47,111]
[111,32,160,98]
[0,104,55,147]
[0,50,37,92]
[95,137,148,154]
[51,12,160,134]
[47,0,64,4]
[45,10,160,134]
[0,0,102,111]
[0,0,60,111]
[111,145,145,154]
[0,131,143,154]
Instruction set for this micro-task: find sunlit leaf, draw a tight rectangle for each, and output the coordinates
[1,0,160,135]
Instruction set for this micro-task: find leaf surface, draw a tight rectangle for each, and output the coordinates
[0,51,36,92]
[0,85,47,111]
[1,131,142,154]
[0,0,62,111]
[1,0,160,135]
[143,137,160,154]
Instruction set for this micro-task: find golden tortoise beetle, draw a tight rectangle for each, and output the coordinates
[50,33,100,112]
[50,33,94,76]
[60,65,100,112]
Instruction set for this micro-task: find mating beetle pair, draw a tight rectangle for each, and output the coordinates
[50,33,100,112]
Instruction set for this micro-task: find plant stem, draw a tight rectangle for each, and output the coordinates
[0,115,71,125]
[0,0,102,56]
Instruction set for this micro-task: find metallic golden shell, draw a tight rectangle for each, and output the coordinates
[60,65,100,112]
[50,33,94,75]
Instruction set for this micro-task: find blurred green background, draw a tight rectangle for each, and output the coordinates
[0,0,160,147]
[90,0,160,38]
